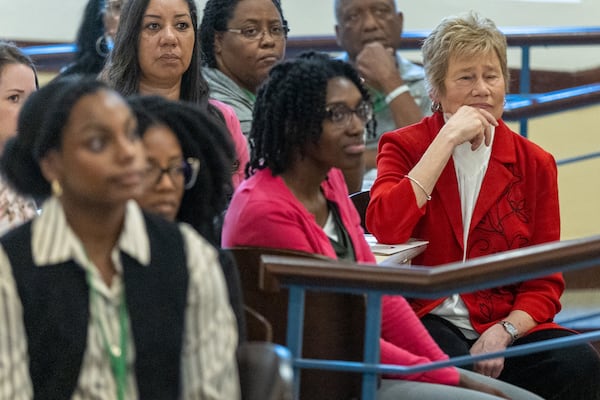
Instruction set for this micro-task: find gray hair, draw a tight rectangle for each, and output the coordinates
[422,11,509,101]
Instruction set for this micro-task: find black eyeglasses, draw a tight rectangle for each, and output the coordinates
[145,157,200,190]
[325,101,373,127]
[225,25,289,41]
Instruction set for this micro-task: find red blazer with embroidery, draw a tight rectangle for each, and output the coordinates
[367,112,564,335]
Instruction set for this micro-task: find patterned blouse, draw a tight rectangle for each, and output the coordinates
[0,177,37,236]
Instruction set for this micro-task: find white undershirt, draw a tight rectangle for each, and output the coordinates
[431,121,495,339]
[323,210,338,241]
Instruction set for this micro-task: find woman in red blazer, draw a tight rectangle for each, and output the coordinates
[367,12,600,400]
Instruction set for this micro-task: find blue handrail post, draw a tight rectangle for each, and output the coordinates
[519,45,531,137]
[286,286,306,400]
[519,117,529,137]
[361,291,382,400]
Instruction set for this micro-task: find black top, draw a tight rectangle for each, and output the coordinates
[327,200,356,262]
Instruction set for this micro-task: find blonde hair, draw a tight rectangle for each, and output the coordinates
[422,11,509,101]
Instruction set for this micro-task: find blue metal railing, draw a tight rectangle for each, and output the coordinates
[19,27,600,167]
[261,235,600,400]
[21,43,76,56]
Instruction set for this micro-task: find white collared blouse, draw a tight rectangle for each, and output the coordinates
[0,197,240,400]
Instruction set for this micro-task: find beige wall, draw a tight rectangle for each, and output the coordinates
[1,0,599,70]
[507,105,600,240]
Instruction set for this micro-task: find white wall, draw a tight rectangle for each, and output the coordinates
[1,0,598,69]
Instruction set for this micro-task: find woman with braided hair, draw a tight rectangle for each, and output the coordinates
[222,52,541,400]
[223,51,373,257]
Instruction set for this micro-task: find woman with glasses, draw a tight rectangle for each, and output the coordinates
[128,96,232,244]
[199,0,288,138]
[103,0,249,189]
[222,52,371,259]
[222,51,541,400]
[128,95,246,342]
[0,75,239,399]
[200,0,363,193]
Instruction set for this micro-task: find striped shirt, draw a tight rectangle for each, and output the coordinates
[0,197,240,399]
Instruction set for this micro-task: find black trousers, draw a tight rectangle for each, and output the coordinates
[421,314,600,400]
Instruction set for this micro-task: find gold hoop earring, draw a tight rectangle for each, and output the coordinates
[51,180,62,197]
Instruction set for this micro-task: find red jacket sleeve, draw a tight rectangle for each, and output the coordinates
[367,124,430,244]
[509,146,563,323]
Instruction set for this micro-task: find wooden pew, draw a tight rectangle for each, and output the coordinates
[227,247,365,400]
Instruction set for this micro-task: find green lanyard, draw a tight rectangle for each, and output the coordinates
[86,269,129,400]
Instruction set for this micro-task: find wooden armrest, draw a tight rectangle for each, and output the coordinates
[244,305,273,342]
[260,235,600,298]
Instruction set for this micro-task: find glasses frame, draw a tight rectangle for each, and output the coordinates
[225,25,289,42]
[183,157,200,190]
[146,157,200,190]
[324,101,374,127]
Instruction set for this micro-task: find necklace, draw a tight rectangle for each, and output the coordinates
[86,269,129,400]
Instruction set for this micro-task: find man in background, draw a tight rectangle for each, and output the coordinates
[334,0,431,189]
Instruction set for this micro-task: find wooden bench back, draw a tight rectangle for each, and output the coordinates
[227,247,365,400]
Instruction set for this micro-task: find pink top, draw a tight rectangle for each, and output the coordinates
[209,99,249,189]
[222,167,460,385]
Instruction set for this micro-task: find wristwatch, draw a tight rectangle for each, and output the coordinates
[498,320,519,343]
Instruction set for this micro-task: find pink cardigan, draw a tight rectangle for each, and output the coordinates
[222,167,460,385]
[209,99,249,189]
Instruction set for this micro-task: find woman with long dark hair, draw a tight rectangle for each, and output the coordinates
[103,0,249,188]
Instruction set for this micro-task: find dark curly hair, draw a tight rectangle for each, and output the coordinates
[127,96,234,245]
[104,0,209,107]
[0,75,111,199]
[199,0,287,68]
[60,0,108,76]
[248,51,375,176]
